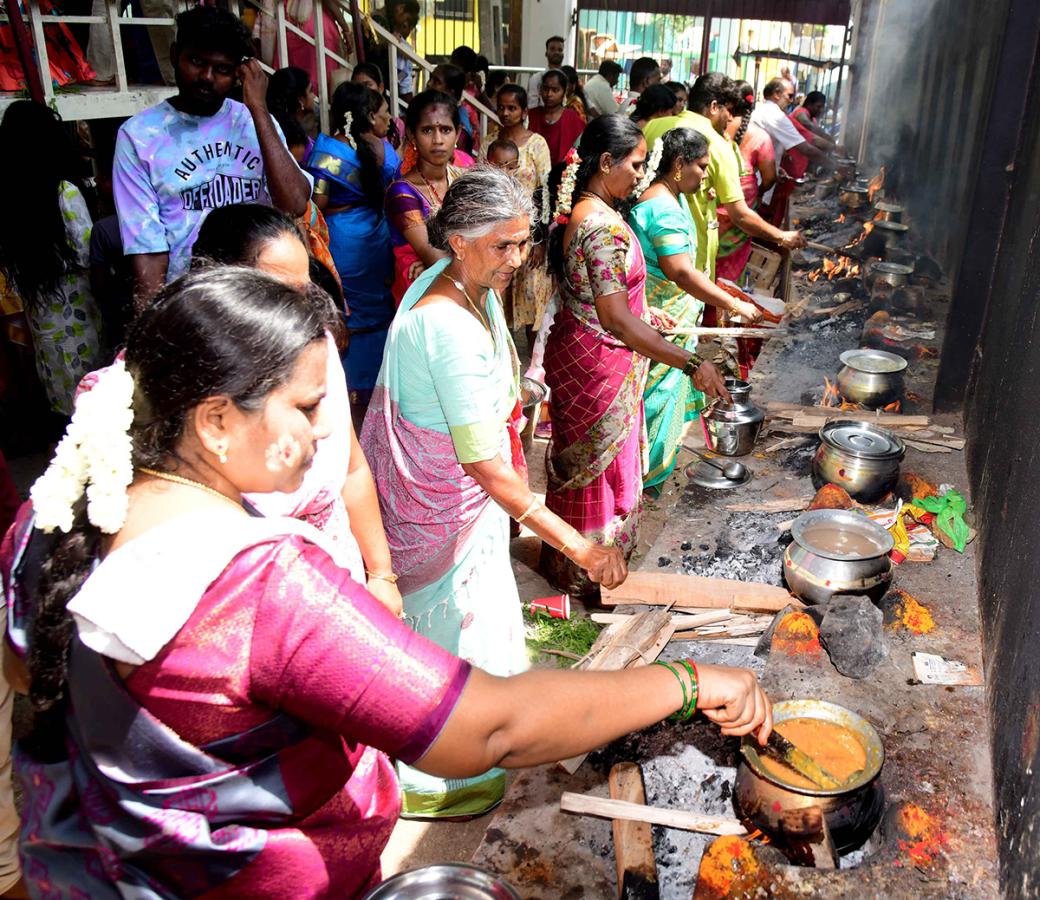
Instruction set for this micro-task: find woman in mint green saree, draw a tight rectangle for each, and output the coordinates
[628,129,762,492]
[361,168,626,818]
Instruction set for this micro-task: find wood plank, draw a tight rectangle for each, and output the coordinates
[560,793,747,836]
[665,327,787,339]
[609,764,660,900]
[592,611,736,629]
[601,571,797,613]
[725,496,813,513]
[768,403,931,426]
[557,611,675,774]
[790,414,932,430]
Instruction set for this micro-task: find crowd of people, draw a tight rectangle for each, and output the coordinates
[0,4,855,894]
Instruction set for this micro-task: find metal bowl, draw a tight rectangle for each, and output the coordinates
[836,348,907,409]
[872,219,910,247]
[363,864,522,899]
[736,699,885,853]
[519,376,548,454]
[783,508,894,604]
[812,419,906,502]
[839,186,869,209]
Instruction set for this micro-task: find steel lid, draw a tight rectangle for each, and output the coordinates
[871,262,913,275]
[875,201,904,212]
[873,220,910,233]
[839,348,908,374]
[790,508,895,560]
[819,419,906,461]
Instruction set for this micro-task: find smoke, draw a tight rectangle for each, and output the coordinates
[852,0,944,169]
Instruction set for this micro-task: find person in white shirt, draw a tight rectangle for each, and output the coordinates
[527,35,565,108]
[750,77,830,195]
[583,60,622,117]
[618,56,660,115]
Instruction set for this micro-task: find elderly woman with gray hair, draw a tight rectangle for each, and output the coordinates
[361,166,627,819]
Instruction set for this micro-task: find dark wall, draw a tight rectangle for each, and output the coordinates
[845,2,1040,895]
[962,21,1040,897]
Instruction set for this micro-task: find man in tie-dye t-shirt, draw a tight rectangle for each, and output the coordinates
[113,6,312,308]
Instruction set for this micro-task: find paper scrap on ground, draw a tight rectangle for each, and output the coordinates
[912,652,983,685]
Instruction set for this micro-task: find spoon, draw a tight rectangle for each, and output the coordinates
[689,448,748,482]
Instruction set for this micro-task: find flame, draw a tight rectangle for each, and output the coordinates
[807,255,862,281]
[821,377,840,407]
[867,166,886,202]
[836,213,846,224]
[820,377,901,412]
[844,221,874,249]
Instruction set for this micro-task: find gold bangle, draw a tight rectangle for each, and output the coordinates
[366,570,399,584]
[515,498,541,524]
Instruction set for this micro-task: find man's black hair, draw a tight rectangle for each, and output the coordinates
[174,6,254,60]
[629,56,660,92]
[688,72,739,113]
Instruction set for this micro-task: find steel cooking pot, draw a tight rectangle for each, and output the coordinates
[812,419,905,502]
[866,261,913,290]
[836,348,907,409]
[873,201,904,223]
[833,156,858,181]
[701,378,765,457]
[736,699,885,854]
[783,508,894,604]
[363,864,521,899]
[839,186,869,209]
[872,219,910,247]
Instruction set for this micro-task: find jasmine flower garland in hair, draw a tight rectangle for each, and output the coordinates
[342,111,356,149]
[30,359,136,534]
[540,168,551,226]
[636,137,664,196]
[553,148,582,221]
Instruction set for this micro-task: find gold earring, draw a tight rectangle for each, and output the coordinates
[674,170,682,184]
[215,441,229,464]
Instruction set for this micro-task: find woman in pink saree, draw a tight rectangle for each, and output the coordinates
[2,267,772,897]
[542,117,730,596]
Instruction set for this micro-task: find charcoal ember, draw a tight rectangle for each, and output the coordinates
[819,594,888,678]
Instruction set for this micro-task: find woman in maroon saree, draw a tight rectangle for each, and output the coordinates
[2,267,771,898]
[542,117,731,596]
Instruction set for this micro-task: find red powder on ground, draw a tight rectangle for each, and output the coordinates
[896,804,949,867]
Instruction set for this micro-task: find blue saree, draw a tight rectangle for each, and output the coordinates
[307,134,401,414]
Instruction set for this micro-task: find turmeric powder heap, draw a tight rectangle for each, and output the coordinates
[758,718,867,790]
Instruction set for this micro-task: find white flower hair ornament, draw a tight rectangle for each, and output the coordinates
[539,168,551,226]
[552,148,582,222]
[341,110,356,149]
[636,136,664,196]
[30,359,136,534]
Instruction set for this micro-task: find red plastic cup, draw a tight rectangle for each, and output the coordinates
[530,594,571,620]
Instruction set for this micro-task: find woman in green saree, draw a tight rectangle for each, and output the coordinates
[628,128,763,492]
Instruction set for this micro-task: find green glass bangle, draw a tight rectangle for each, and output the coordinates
[653,660,687,722]
[682,353,704,377]
[678,659,700,720]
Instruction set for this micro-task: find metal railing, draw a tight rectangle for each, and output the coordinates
[0,0,499,138]
[365,14,499,141]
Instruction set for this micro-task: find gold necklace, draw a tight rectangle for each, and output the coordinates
[442,272,492,334]
[137,467,244,512]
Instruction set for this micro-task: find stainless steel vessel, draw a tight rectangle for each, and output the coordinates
[872,219,910,248]
[839,186,869,209]
[836,348,907,409]
[363,864,521,899]
[866,261,913,289]
[812,419,905,502]
[736,699,885,854]
[873,201,904,222]
[783,508,894,604]
[701,378,765,457]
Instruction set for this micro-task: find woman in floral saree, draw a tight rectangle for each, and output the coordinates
[541,117,731,596]
[2,266,771,897]
[628,129,762,493]
[362,167,626,818]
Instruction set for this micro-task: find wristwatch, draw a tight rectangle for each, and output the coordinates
[682,353,704,377]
